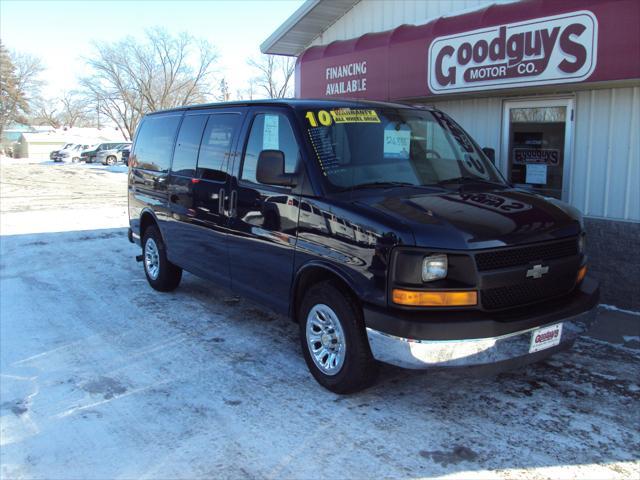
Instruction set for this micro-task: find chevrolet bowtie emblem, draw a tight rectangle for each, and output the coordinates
[526,264,549,279]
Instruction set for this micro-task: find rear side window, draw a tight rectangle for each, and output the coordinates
[133,114,181,172]
[197,114,241,181]
[172,114,208,177]
[241,113,299,185]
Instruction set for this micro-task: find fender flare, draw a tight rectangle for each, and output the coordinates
[288,260,363,319]
[138,208,163,238]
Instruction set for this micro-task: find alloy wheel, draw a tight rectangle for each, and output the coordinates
[305,304,346,376]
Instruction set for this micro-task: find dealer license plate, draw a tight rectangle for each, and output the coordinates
[529,323,563,353]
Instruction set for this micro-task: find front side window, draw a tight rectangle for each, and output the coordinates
[197,114,241,181]
[241,113,299,185]
[299,107,503,191]
[132,114,181,172]
[172,114,207,177]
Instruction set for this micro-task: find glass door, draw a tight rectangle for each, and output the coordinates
[501,98,574,200]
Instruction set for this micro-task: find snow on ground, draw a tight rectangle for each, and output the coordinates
[1,159,639,479]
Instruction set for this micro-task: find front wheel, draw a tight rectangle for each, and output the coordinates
[142,226,182,291]
[299,281,378,394]
[106,155,117,166]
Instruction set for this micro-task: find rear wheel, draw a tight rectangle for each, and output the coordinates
[142,226,182,291]
[299,281,378,393]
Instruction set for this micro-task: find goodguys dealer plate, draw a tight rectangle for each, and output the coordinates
[529,323,563,353]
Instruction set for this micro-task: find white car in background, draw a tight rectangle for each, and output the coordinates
[55,143,91,163]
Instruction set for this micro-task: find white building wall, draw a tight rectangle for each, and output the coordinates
[426,96,503,157]
[311,0,516,46]
[429,86,640,222]
[572,86,639,222]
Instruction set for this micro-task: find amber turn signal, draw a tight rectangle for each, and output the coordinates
[392,289,478,307]
[577,265,587,283]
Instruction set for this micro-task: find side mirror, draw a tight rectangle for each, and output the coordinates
[482,147,496,165]
[256,150,297,187]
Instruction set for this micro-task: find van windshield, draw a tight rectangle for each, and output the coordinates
[299,107,504,191]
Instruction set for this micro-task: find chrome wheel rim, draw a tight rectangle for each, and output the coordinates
[305,304,346,376]
[144,238,160,280]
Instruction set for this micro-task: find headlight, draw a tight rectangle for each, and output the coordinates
[422,254,447,282]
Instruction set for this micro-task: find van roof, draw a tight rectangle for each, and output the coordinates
[147,98,435,116]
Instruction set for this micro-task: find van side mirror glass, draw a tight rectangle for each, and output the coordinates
[482,147,496,165]
[256,150,297,187]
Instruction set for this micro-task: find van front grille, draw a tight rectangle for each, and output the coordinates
[475,237,579,271]
[481,273,576,310]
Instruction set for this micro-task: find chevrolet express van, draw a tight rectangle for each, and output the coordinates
[128,100,599,393]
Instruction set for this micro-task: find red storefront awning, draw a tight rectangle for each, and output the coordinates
[295,0,640,100]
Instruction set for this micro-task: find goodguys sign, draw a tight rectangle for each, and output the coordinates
[428,11,598,93]
[297,0,639,100]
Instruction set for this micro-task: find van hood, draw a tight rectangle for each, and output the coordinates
[353,187,582,250]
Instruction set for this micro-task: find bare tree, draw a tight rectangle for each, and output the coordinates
[31,92,95,129]
[81,28,218,139]
[216,78,231,102]
[0,41,43,139]
[247,55,295,99]
[59,92,92,127]
[31,99,61,128]
[235,78,257,101]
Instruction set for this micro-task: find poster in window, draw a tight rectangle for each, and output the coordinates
[526,163,548,184]
[263,115,279,150]
[383,129,411,159]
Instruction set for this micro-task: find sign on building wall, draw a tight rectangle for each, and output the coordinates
[428,11,598,94]
[297,0,639,100]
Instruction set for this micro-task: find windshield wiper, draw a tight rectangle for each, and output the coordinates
[349,181,417,190]
[436,177,507,189]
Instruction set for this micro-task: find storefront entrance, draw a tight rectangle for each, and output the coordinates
[501,98,574,200]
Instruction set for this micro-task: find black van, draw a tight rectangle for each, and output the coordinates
[128,100,598,393]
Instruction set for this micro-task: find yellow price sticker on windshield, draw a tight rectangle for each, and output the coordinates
[305,109,380,127]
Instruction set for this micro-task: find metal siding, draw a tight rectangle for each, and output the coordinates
[311,0,516,46]
[573,87,640,222]
[428,97,504,155]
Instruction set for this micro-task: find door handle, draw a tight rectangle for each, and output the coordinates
[218,188,225,215]
[229,190,237,218]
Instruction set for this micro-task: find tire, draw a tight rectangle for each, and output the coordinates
[106,156,117,166]
[72,157,79,163]
[142,225,182,292]
[299,281,378,394]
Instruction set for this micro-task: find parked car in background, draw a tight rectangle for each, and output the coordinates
[120,145,131,166]
[54,144,90,163]
[98,142,132,165]
[80,142,126,163]
[50,143,74,160]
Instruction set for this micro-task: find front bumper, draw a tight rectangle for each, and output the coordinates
[365,277,599,369]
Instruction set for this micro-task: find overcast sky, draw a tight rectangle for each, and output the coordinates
[1,0,304,98]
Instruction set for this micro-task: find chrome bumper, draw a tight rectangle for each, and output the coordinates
[366,307,597,369]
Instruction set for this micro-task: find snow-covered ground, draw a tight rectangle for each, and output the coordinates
[1,158,639,479]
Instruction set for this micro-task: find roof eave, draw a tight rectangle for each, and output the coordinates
[261,0,361,56]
